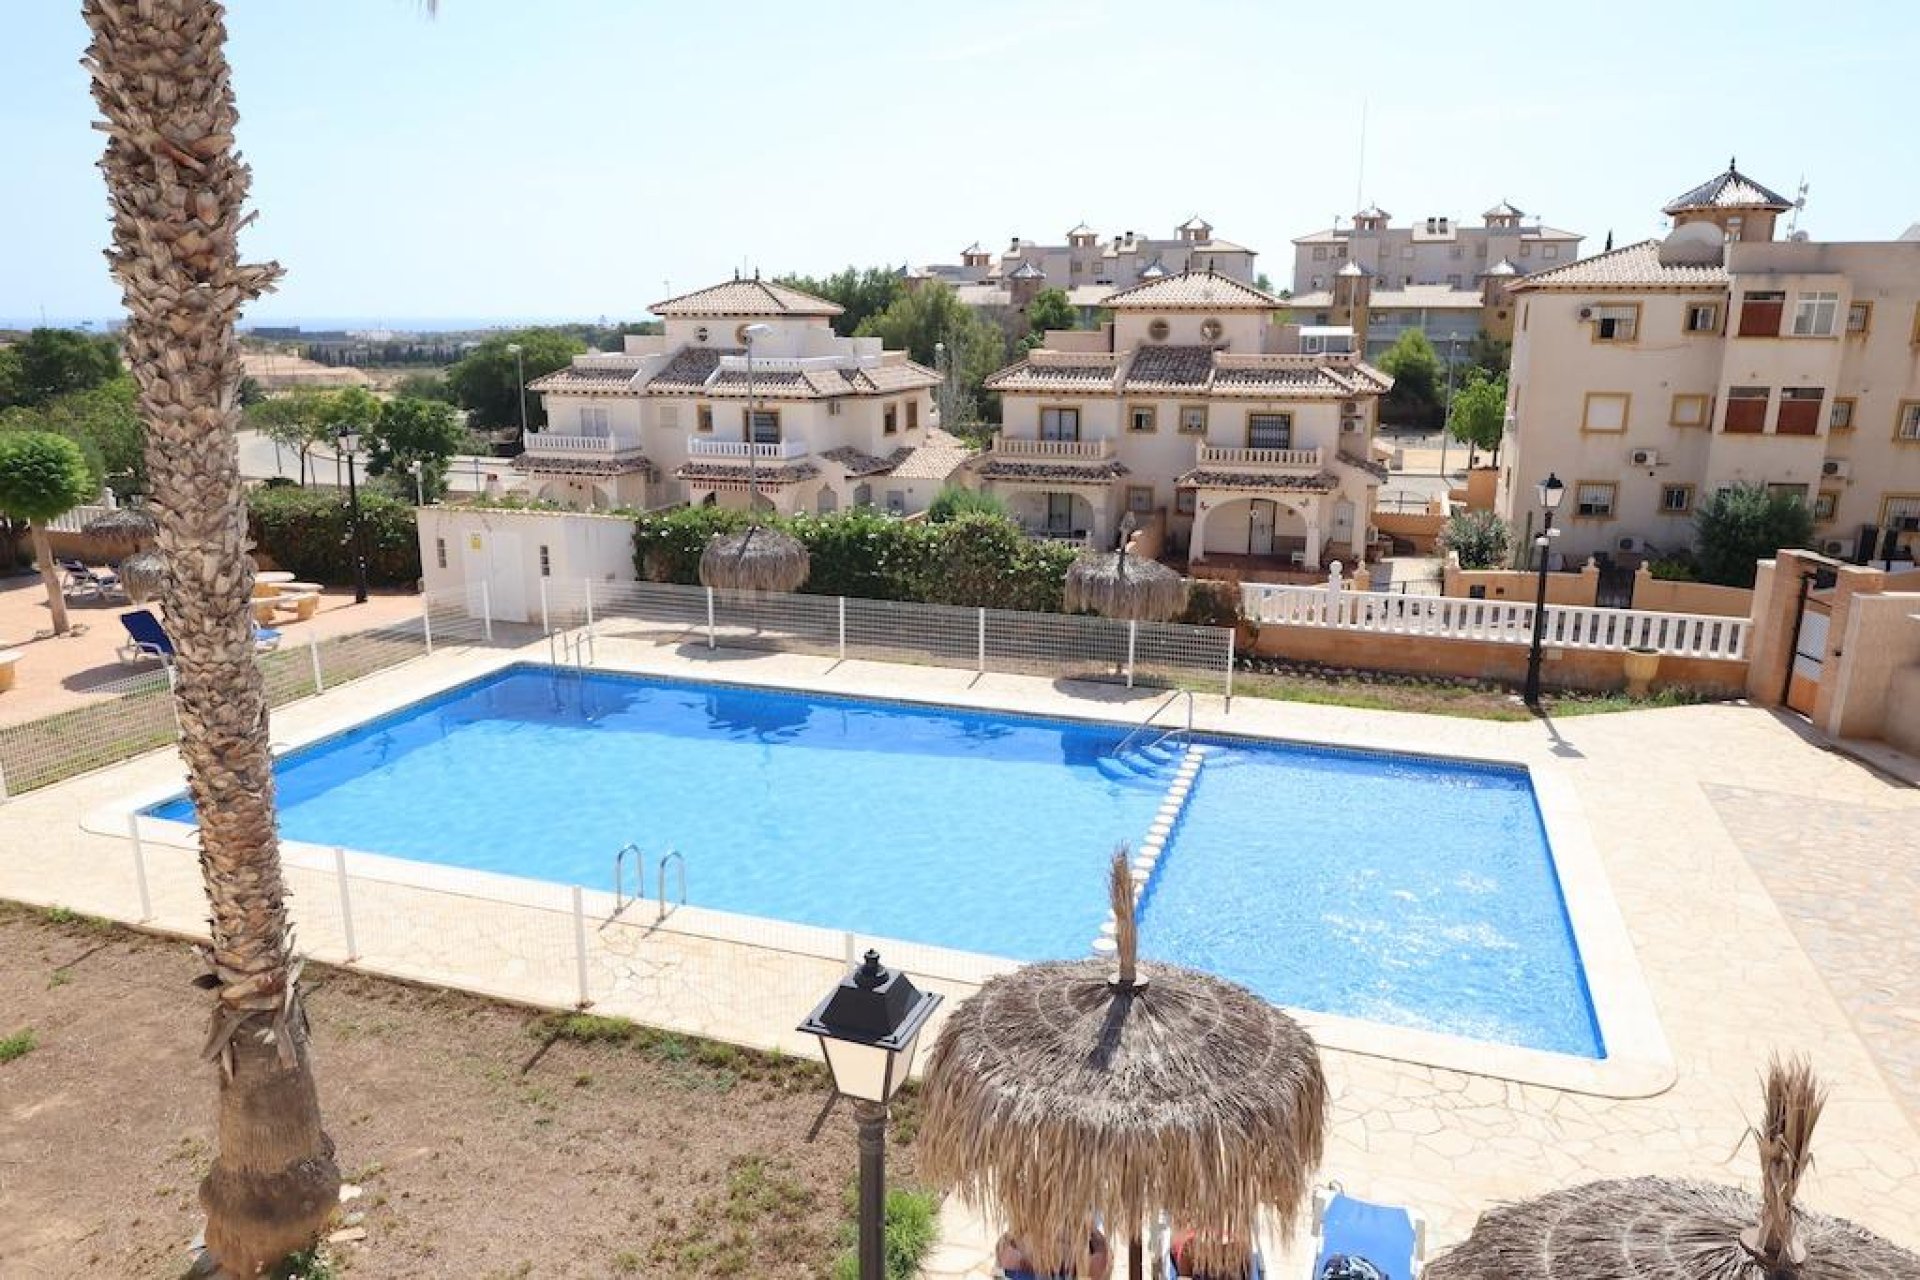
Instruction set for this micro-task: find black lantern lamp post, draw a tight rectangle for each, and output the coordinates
[336,426,370,604]
[799,950,943,1280]
[1522,472,1566,708]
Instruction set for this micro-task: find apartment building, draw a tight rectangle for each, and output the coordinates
[1290,202,1582,295]
[976,269,1392,571]
[1498,163,1920,564]
[519,277,964,515]
[921,218,1259,315]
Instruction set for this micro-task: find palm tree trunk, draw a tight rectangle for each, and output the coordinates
[30,522,70,635]
[82,2,339,1273]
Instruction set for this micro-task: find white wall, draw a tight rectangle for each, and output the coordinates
[419,506,637,624]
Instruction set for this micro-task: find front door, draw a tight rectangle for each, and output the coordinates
[1248,500,1275,556]
[1041,408,1081,442]
[1331,499,1355,551]
[1046,493,1076,534]
[461,527,528,624]
[1786,598,1830,716]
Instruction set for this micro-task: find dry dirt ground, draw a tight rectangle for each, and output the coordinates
[0,904,912,1278]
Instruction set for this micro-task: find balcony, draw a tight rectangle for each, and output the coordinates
[1195,443,1323,472]
[524,432,619,456]
[686,439,811,462]
[990,434,1115,461]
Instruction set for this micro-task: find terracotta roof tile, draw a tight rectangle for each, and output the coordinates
[975,458,1129,483]
[644,346,731,393]
[889,437,973,481]
[1101,269,1282,311]
[650,279,843,317]
[1209,357,1351,399]
[526,366,646,395]
[985,357,1121,394]
[1509,240,1729,291]
[819,445,912,477]
[1337,449,1390,480]
[1663,165,1793,214]
[512,452,655,478]
[852,362,943,394]
[1175,468,1338,492]
[1123,345,1214,392]
[674,460,820,485]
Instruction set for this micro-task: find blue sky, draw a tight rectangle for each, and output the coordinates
[6,0,1912,326]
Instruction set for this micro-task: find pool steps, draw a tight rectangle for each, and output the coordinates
[1090,743,1209,960]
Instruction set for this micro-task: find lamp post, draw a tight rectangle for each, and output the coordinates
[799,950,943,1280]
[1522,472,1566,708]
[409,458,426,507]
[742,322,771,512]
[505,341,529,443]
[336,426,370,604]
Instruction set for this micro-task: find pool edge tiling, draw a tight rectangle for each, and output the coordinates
[95,649,1674,1099]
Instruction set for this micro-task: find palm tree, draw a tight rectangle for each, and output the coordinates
[81,3,339,1272]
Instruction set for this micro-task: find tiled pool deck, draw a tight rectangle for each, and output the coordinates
[2,634,1916,1275]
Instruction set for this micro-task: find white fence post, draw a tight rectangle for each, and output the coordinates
[539,577,550,636]
[480,580,494,643]
[127,813,153,923]
[0,756,9,803]
[165,665,182,738]
[308,634,325,695]
[705,587,717,650]
[838,595,847,662]
[584,576,595,638]
[1125,620,1137,688]
[977,607,987,675]
[333,846,359,962]
[422,592,434,654]
[1225,626,1235,711]
[572,885,591,1008]
[843,929,858,968]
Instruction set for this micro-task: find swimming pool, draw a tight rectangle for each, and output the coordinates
[147,665,1603,1058]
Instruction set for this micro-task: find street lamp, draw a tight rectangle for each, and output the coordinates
[336,426,370,604]
[409,458,426,507]
[1522,472,1566,708]
[799,950,943,1280]
[505,341,529,442]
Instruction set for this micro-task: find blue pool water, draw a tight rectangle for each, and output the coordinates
[149,666,1603,1057]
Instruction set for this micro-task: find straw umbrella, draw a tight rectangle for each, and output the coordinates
[117,548,169,604]
[1426,1057,1920,1280]
[698,323,809,593]
[82,503,160,551]
[1065,513,1188,623]
[918,851,1328,1280]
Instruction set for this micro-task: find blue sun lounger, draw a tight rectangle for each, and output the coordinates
[118,609,283,665]
[1310,1188,1424,1278]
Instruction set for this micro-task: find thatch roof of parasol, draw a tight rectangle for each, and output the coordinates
[117,548,167,604]
[697,523,810,593]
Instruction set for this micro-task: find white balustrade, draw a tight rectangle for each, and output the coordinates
[1239,585,1750,661]
[523,432,618,455]
[990,434,1115,461]
[1197,444,1323,470]
[686,438,809,461]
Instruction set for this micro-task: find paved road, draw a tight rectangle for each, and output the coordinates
[237,430,523,496]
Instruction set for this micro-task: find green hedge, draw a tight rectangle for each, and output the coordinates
[633,507,1078,613]
[246,484,421,587]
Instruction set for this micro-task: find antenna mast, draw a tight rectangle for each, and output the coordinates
[1786,176,1810,236]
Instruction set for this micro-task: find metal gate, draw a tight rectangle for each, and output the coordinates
[1595,563,1636,609]
[1786,599,1830,716]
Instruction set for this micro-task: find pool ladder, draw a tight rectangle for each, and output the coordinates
[614,843,687,922]
[1112,689,1194,759]
[548,627,598,716]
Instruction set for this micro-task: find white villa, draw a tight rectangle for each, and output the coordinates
[921,217,1259,317]
[977,269,1393,572]
[517,278,966,516]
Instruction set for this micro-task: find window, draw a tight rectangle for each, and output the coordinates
[1310,276,1323,290]
[886,490,905,515]
[1669,394,1710,427]
[827,399,842,416]
[538,545,551,577]
[1813,491,1839,523]
[1039,407,1080,441]
[745,407,780,443]
[1899,401,1920,441]
[579,405,609,435]
[1178,404,1208,434]
[1581,392,1630,433]
[906,399,919,430]
[1313,246,1328,260]
[696,404,713,433]
[1045,492,1076,533]
[1543,245,1559,259]
[1737,290,1785,337]
[1128,404,1157,433]
[1175,489,1197,516]
[1519,242,1532,257]
[1126,485,1154,513]
[1766,483,1809,505]
[1847,301,1872,333]
[434,537,447,570]
[1830,398,1855,430]
[658,403,680,430]
[1685,303,1720,333]
[1447,274,1461,288]
[883,402,898,434]
[1881,495,1920,529]
[1725,386,1769,433]
[1247,413,1292,449]
[1660,485,1694,514]
[1777,387,1824,435]
[1334,246,1346,259]
[1575,482,1616,518]
[1791,292,1839,336]
[1589,304,1638,342]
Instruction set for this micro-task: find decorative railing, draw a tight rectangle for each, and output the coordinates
[1240,584,1751,661]
[523,433,619,455]
[686,439,809,461]
[1196,444,1323,470]
[991,434,1115,460]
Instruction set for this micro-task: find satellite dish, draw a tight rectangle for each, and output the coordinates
[1657,221,1725,267]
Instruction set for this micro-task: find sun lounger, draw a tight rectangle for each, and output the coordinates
[1310,1188,1424,1279]
[1164,1228,1263,1280]
[60,558,123,600]
[118,609,283,665]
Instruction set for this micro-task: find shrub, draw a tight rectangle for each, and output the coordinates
[918,511,1072,611]
[0,1028,36,1063]
[1437,508,1512,570]
[1694,483,1815,587]
[1647,556,1698,581]
[1178,578,1242,628]
[246,484,421,586]
[925,486,1008,523]
[630,505,749,584]
[832,1186,939,1280]
[786,508,931,601]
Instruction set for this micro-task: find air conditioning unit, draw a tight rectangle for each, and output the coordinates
[1628,448,1659,467]
[1821,458,1850,479]
[1577,306,1595,320]
[1821,540,1847,556]
[1341,417,1362,433]
[1340,400,1358,415]
[1616,536,1640,552]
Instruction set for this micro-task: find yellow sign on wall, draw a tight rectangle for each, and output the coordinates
[469,534,483,551]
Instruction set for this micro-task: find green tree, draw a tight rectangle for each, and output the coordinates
[1446,370,1507,464]
[775,266,904,338]
[444,330,584,432]
[235,374,266,407]
[1694,483,1815,587]
[1467,330,1511,380]
[856,282,1005,426]
[2,376,141,495]
[1255,271,1277,294]
[1021,288,1078,352]
[0,345,21,406]
[1377,329,1443,429]
[1437,508,1512,570]
[926,486,1009,523]
[368,396,465,500]
[390,370,455,402]
[0,431,96,634]
[2,328,123,408]
[245,388,336,484]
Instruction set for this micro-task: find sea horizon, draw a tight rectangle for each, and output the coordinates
[2,314,629,335]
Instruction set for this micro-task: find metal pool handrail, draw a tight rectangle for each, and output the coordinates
[657,849,685,922]
[1112,689,1194,757]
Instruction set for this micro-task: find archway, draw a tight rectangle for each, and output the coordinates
[1192,495,1319,567]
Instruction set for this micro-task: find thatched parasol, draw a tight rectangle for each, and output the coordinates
[918,851,1328,1279]
[698,522,809,593]
[1426,1057,1920,1280]
[1065,513,1188,622]
[117,548,168,604]
[82,504,159,547]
